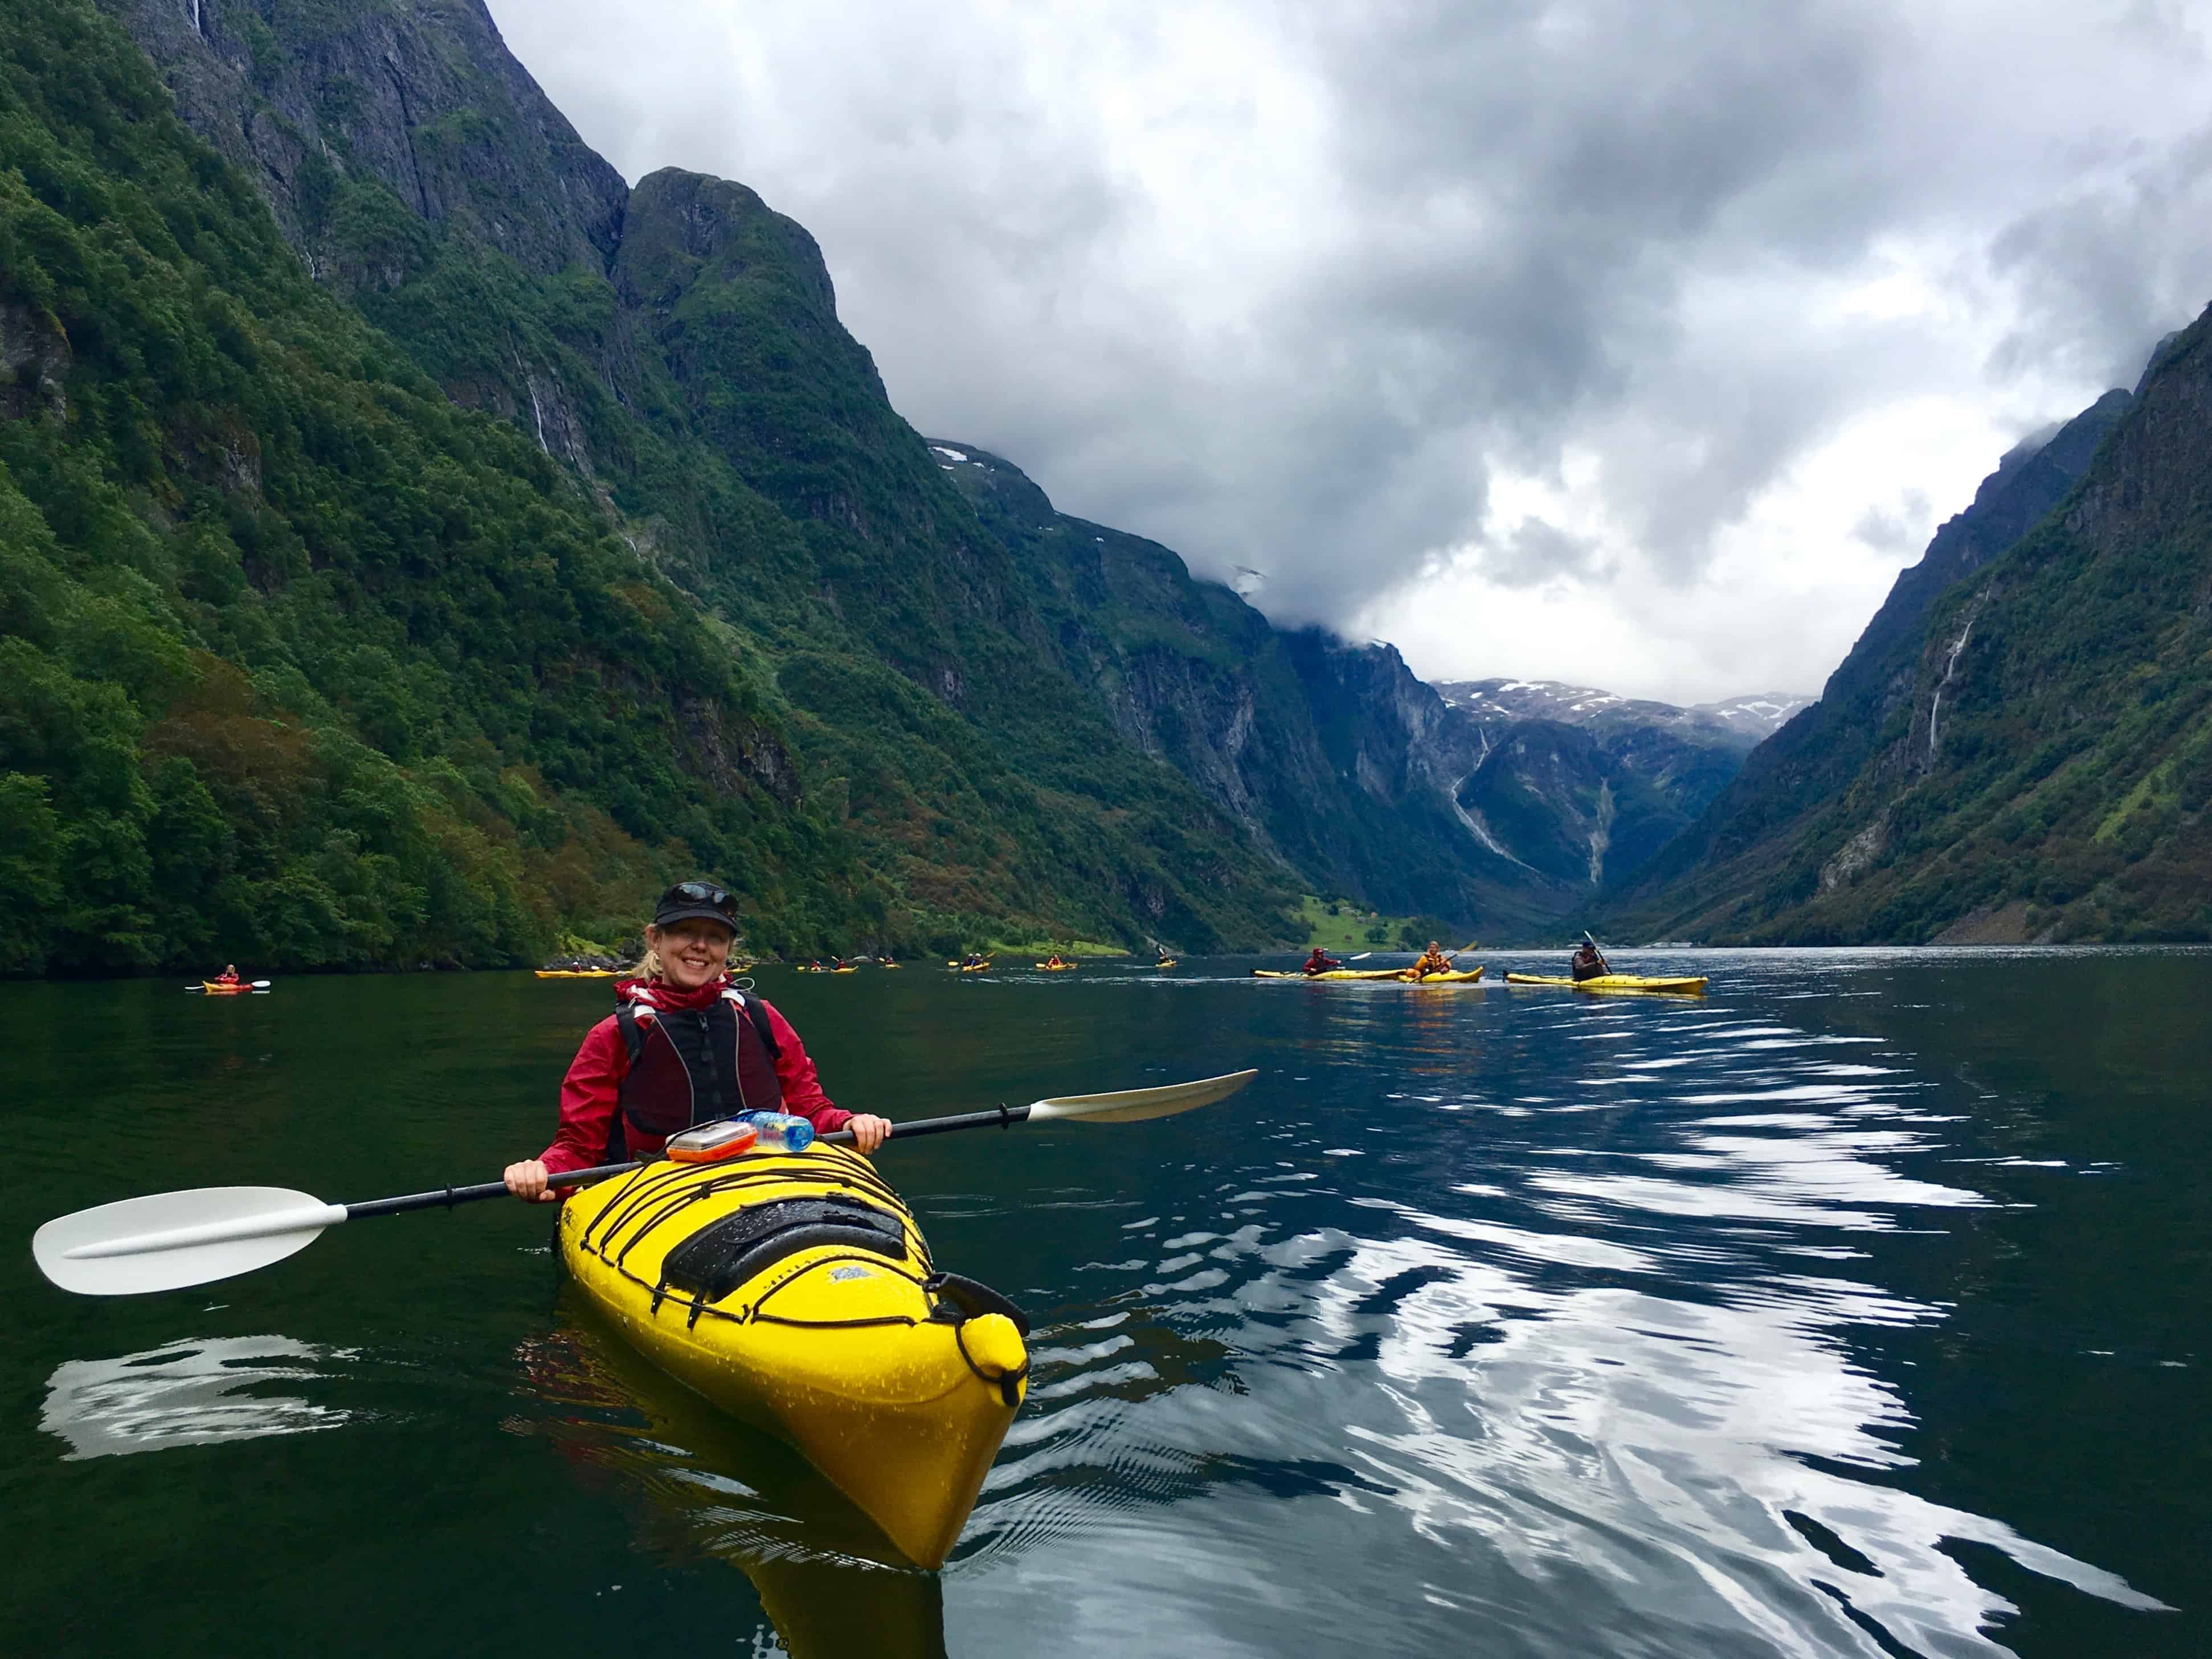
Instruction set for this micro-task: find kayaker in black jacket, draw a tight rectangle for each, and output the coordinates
[1570,941,1608,982]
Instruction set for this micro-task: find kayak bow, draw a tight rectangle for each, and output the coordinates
[1504,972,1708,995]
[559,1146,1025,1568]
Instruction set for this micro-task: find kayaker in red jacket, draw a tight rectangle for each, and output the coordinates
[504,882,893,1202]
[1303,947,1340,975]
[215,963,240,985]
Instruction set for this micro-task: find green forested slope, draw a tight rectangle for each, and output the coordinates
[1612,307,2212,943]
[0,0,1303,972]
[0,0,860,972]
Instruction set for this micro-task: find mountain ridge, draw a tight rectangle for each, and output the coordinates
[1610,321,2212,943]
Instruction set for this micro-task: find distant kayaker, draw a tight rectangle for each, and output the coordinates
[1045,953,1066,968]
[1303,947,1340,975]
[215,963,240,986]
[504,882,892,1202]
[1412,941,1453,977]
[1570,939,1608,982]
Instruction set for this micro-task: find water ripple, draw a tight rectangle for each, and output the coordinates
[962,982,2169,1653]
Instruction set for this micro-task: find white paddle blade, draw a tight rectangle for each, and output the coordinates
[34,1187,345,1297]
[1029,1068,1258,1125]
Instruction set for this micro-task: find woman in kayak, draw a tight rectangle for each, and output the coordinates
[1303,947,1340,975]
[1412,941,1453,976]
[504,882,892,1201]
[214,963,240,986]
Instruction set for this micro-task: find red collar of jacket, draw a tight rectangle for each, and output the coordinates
[614,974,732,1012]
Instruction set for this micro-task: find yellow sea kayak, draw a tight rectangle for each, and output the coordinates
[1252,966,1482,983]
[1033,962,1079,971]
[534,969,620,979]
[559,1146,1028,1569]
[1504,972,1708,995]
[1154,959,1179,970]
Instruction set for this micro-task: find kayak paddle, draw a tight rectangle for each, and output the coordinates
[32,1069,1258,1297]
[1582,929,1612,974]
[819,1066,1257,1145]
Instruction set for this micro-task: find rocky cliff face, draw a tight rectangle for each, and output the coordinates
[101,0,624,280]
[1613,318,2212,944]
[931,442,1547,926]
[91,0,1310,952]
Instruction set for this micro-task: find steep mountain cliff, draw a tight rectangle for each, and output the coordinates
[927,442,1540,928]
[1613,320,2212,943]
[2,0,1307,970]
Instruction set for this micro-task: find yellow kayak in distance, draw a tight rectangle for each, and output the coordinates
[1504,972,1709,995]
[534,969,620,979]
[558,1146,1028,1570]
[1154,959,1179,970]
[1252,967,1403,981]
[1251,966,1483,983]
[1034,962,1080,971]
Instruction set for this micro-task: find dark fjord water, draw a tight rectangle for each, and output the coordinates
[3,951,2202,1657]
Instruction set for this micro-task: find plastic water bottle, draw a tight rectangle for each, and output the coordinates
[746,1111,815,1154]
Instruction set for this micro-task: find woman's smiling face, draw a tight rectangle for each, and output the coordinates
[647,918,733,990]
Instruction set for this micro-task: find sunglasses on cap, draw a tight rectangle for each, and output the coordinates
[654,881,739,922]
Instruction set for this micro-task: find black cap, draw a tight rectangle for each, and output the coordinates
[652,881,739,932]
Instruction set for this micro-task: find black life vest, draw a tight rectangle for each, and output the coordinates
[605,989,784,1161]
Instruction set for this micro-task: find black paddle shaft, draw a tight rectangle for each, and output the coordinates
[342,1160,643,1219]
[820,1104,1033,1147]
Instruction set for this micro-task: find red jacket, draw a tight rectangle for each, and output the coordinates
[537,982,851,1174]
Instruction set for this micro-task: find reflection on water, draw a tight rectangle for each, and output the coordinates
[4,955,2199,1655]
[40,1335,353,1461]
[953,976,2170,1655]
[509,1291,948,1659]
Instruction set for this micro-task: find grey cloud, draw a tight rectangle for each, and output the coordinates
[1988,117,2212,390]
[1851,491,1935,556]
[486,0,2212,690]
[1482,518,1608,588]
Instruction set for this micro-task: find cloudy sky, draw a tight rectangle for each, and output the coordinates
[488,0,2212,704]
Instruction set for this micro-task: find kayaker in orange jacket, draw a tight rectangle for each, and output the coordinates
[1412,941,1453,977]
[504,882,893,1202]
[1303,947,1340,975]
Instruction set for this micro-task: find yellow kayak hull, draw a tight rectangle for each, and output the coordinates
[1033,962,1079,971]
[558,1148,1027,1569]
[1154,960,1179,970]
[1504,972,1708,995]
[1252,966,1483,983]
[534,969,619,979]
